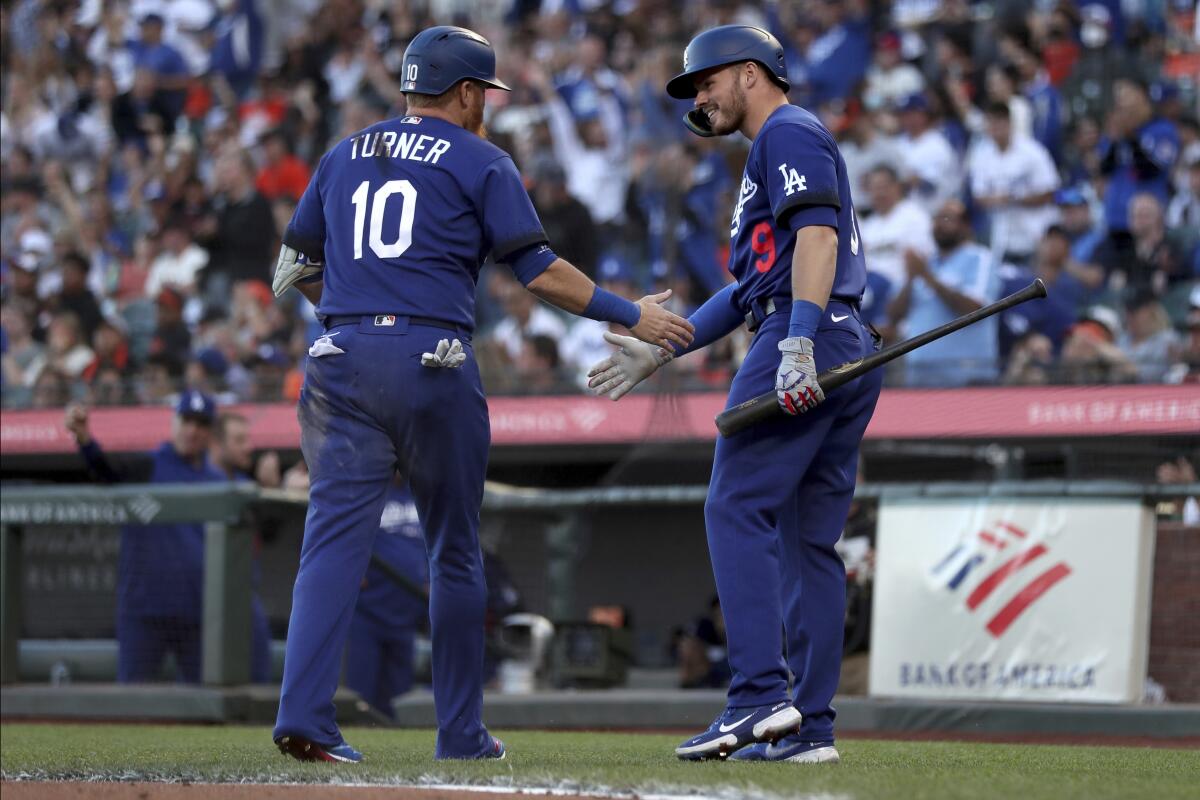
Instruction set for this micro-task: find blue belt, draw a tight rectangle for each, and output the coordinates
[322,314,461,333]
[744,296,861,333]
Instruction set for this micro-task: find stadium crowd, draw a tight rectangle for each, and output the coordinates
[1,0,1198,410]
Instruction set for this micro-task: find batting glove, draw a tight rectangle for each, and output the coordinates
[272,244,323,298]
[587,331,673,400]
[421,338,466,369]
[776,336,825,415]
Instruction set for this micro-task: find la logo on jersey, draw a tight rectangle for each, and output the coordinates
[777,163,807,196]
[731,174,759,236]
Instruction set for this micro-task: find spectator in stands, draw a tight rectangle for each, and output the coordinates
[148,287,191,367]
[110,67,175,149]
[895,93,962,215]
[487,272,567,363]
[530,160,598,279]
[1166,151,1200,236]
[1062,5,1148,125]
[887,199,999,386]
[528,65,628,237]
[1059,306,1138,384]
[1054,188,1106,284]
[38,311,94,381]
[1003,331,1056,386]
[255,129,312,202]
[998,227,1087,356]
[0,301,44,395]
[129,12,190,117]
[1097,78,1179,239]
[862,31,924,112]
[1009,42,1065,163]
[64,391,225,683]
[1093,193,1191,297]
[52,252,104,342]
[82,318,131,385]
[859,164,934,311]
[346,476,430,718]
[798,0,871,107]
[839,109,904,214]
[515,335,568,395]
[1120,292,1183,384]
[209,411,277,684]
[144,217,209,303]
[198,150,277,303]
[136,352,184,406]
[968,103,1059,266]
[32,366,73,408]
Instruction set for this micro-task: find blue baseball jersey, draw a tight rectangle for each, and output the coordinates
[285,115,552,330]
[728,105,866,314]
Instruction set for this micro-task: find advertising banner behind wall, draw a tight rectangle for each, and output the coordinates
[869,499,1155,703]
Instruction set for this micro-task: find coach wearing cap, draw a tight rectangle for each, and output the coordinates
[65,390,233,683]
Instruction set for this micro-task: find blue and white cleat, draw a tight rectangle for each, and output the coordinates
[486,736,507,760]
[675,701,802,761]
[275,735,363,763]
[728,734,840,764]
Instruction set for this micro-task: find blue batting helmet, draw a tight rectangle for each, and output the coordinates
[401,26,511,96]
[666,25,789,99]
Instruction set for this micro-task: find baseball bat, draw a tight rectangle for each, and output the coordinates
[715,279,1047,437]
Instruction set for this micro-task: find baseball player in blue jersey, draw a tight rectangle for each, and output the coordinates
[270,26,692,763]
[588,26,883,764]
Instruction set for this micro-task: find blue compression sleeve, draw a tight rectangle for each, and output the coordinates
[674,283,743,356]
[582,286,641,329]
[788,299,822,339]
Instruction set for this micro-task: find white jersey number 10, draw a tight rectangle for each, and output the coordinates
[351,179,417,260]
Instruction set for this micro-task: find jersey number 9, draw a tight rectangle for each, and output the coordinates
[351,179,417,260]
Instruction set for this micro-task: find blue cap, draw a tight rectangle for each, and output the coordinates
[193,347,228,378]
[1055,187,1087,206]
[597,253,635,285]
[175,389,216,422]
[253,342,290,367]
[896,93,930,113]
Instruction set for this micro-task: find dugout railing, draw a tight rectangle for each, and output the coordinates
[2,480,1196,689]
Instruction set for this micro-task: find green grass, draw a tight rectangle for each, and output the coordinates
[2,724,1198,800]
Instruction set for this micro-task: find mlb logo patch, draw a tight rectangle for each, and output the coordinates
[374,315,397,327]
[401,115,421,124]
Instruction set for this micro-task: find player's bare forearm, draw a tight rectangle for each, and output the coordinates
[791,225,837,313]
[526,258,595,313]
[296,280,323,306]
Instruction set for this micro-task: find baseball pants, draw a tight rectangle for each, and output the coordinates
[273,319,492,759]
[705,300,883,742]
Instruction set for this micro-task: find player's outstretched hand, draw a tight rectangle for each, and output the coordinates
[630,290,695,350]
[587,331,673,400]
[776,336,825,415]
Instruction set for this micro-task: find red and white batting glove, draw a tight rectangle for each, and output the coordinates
[776,336,824,415]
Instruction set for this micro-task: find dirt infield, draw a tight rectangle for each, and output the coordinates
[1,784,607,800]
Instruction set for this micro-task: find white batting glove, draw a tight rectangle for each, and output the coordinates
[587,331,673,400]
[776,336,825,415]
[421,338,466,368]
[272,244,323,297]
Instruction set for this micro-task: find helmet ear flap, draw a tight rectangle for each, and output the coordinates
[683,108,717,137]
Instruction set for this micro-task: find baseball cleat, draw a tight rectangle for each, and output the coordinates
[728,735,840,764]
[675,701,802,760]
[275,735,363,763]
[487,737,506,760]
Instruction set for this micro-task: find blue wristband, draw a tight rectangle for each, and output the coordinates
[788,300,822,339]
[582,286,641,329]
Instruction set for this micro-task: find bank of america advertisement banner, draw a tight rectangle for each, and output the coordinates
[869,499,1155,702]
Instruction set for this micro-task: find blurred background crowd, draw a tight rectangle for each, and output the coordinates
[1,0,1198,410]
